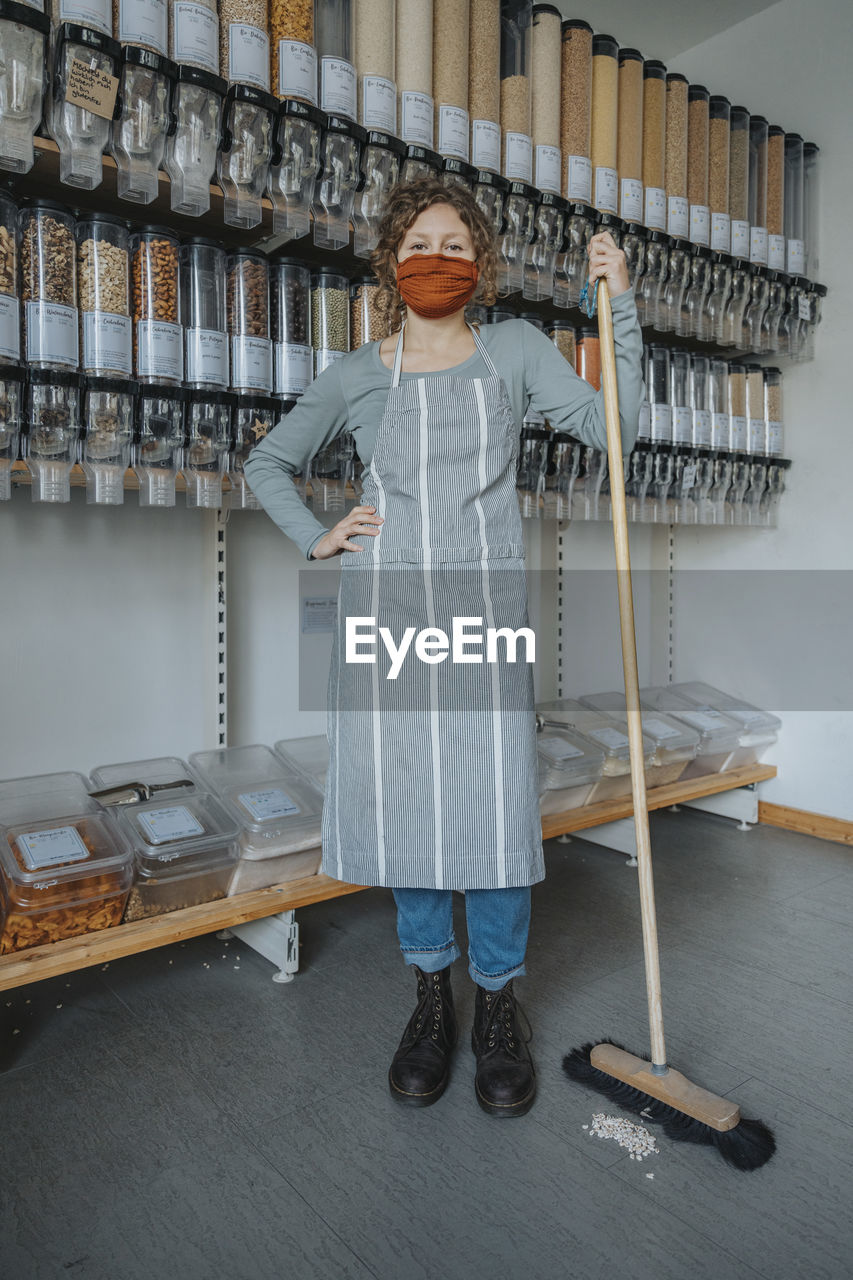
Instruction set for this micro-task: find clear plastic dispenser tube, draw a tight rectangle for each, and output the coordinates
[316,0,355,121]
[397,0,433,147]
[80,376,138,505]
[23,370,81,503]
[641,59,666,230]
[312,114,365,249]
[183,389,234,508]
[0,191,19,364]
[0,2,49,175]
[616,48,643,222]
[560,19,592,203]
[271,257,312,397]
[110,46,177,204]
[728,105,749,258]
[433,0,470,161]
[498,180,538,294]
[747,114,768,266]
[766,124,785,269]
[473,168,509,239]
[687,84,710,246]
[229,393,282,507]
[802,141,819,280]
[131,226,183,386]
[708,96,730,252]
[227,250,272,394]
[165,66,227,218]
[522,191,567,302]
[49,23,121,190]
[181,237,228,390]
[217,85,277,229]
[530,4,561,192]
[784,133,805,277]
[589,33,618,214]
[132,383,187,506]
[353,131,406,258]
[353,0,395,132]
[268,99,325,242]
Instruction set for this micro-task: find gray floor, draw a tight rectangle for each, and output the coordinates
[1,808,851,1280]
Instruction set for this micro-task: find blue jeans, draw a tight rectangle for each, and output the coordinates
[392,886,531,991]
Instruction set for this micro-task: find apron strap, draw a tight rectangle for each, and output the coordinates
[468,322,500,378]
[390,318,500,385]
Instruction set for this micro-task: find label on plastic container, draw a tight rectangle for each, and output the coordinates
[362,76,396,133]
[119,0,167,55]
[767,421,783,455]
[638,400,651,441]
[66,58,120,121]
[137,320,183,382]
[438,105,469,161]
[535,145,561,195]
[693,408,712,448]
[228,23,270,92]
[173,2,219,76]
[787,238,805,276]
[471,120,500,173]
[278,40,317,104]
[711,211,730,252]
[538,737,585,762]
[680,462,697,491]
[0,294,20,361]
[767,233,785,270]
[729,414,747,451]
[275,341,313,397]
[798,294,811,321]
[504,132,533,184]
[58,0,111,34]
[641,717,682,741]
[672,405,693,445]
[689,204,710,247]
[231,335,272,392]
[400,92,434,147]
[667,195,688,238]
[83,311,132,375]
[16,825,90,870]
[749,225,768,266]
[678,708,729,732]
[594,166,618,214]
[137,805,205,844]
[748,418,766,453]
[619,177,643,222]
[566,155,592,203]
[238,787,299,821]
[186,327,228,387]
[711,412,730,449]
[320,56,356,120]
[649,403,672,443]
[25,301,78,368]
[730,218,749,257]
[644,186,666,230]
[315,348,347,376]
[586,726,629,751]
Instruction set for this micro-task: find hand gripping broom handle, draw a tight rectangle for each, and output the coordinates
[597,280,667,1071]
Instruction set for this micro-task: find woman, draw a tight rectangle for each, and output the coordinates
[244,178,644,1118]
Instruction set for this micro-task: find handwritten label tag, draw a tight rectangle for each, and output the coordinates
[66,58,119,121]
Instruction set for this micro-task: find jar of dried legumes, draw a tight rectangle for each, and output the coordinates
[20,200,79,371]
[130,226,183,385]
[271,257,312,397]
[227,250,273,393]
[115,0,168,54]
[311,271,349,376]
[271,0,316,102]
[76,213,132,379]
[350,276,384,348]
[169,0,219,74]
[220,0,270,91]
[0,192,19,364]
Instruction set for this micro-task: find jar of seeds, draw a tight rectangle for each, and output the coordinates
[115,0,168,54]
[311,271,349,375]
[20,200,79,371]
[665,72,688,238]
[271,0,316,102]
[271,257,312,396]
[708,96,730,252]
[354,0,395,132]
[227,249,272,393]
[766,124,785,270]
[728,105,750,258]
[530,4,561,193]
[350,276,384,348]
[590,33,618,214]
[169,0,219,75]
[77,214,131,378]
[220,0,270,90]
[617,48,643,222]
[433,0,470,160]
[130,225,182,385]
[500,0,533,184]
[0,193,19,363]
[468,0,500,174]
[641,59,666,230]
[397,0,433,146]
[560,19,592,203]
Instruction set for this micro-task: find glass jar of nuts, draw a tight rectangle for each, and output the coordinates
[77,214,132,379]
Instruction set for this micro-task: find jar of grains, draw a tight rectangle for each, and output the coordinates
[589,34,618,214]
[227,250,272,393]
[748,114,768,266]
[784,133,804,277]
[76,214,132,379]
[687,84,710,246]
[728,105,750,259]
[560,19,592,203]
[727,362,747,453]
[53,0,111,36]
[271,257,313,397]
[169,0,219,75]
[433,0,470,161]
[616,48,643,222]
[311,271,349,376]
[220,0,270,91]
[130,226,183,385]
[468,0,500,174]
[547,321,576,369]
[271,0,316,103]
[396,0,433,147]
[0,193,19,364]
[350,276,385,347]
[500,0,532,184]
[20,200,78,371]
[181,237,229,389]
[708,96,730,252]
[665,72,688,238]
[766,124,785,269]
[530,5,560,193]
[316,0,356,120]
[354,0,395,132]
[115,0,168,54]
[641,59,666,230]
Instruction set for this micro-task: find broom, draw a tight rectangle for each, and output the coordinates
[561,277,776,1172]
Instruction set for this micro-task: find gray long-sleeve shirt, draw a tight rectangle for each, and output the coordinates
[244,289,645,560]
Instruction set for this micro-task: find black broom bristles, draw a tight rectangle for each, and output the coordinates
[563,1040,776,1172]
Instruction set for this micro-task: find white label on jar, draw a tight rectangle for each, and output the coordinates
[58,0,111,33]
[748,418,766,452]
[315,348,347,376]
[711,212,730,252]
[566,155,592,203]
[672,406,693,445]
[650,403,672,443]
[228,23,270,92]
[400,92,434,147]
[16,825,90,870]
[619,177,643,222]
[0,294,20,361]
[231,335,272,391]
[767,234,785,270]
[137,320,183,382]
[535,145,561,194]
[642,717,682,741]
[238,787,299,821]
[26,301,78,367]
[667,195,689,238]
[711,412,730,449]
[471,120,500,173]
[767,421,783,455]
[730,219,750,257]
[787,238,805,276]
[587,726,629,750]
[279,40,317,104]
[693,408,712,448]
[362,75,396,133]
[83,312,132,375]
[320,56,356,119]
[539,737,584,762]
[186,327,228,386]
[644,186,666,230]
[680,462,697,491]
[137,805,205,844]
[797,294,810,321]
[173,2,219,75]
[594,166,618,214]
[749,225,768,265]
[119,0,167,54]
[504,132,532,183]
[638,400,651,440]
[275,341,313,396]
[730,414,747,450]
[689,204,710,246]
[438,105,469,161]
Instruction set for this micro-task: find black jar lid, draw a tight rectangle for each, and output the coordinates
[547,320,576,330]
[768,124,785,138]
[730,105,750,124]
[20,197,73,217]
[814,283,827,297]
[475,169,509,192]
[55,22,120,61]
[784,131,804,145]
[0,1,49,34]
[592,34,619,58]
[225,83,278,115]
[84,375,139,397]
[135,223,179,239]
[176,64,227,96]
[646,229,672,246]
[366,130,406,156]
[279,97,326,129]
[76,210,129,230]
[120,45,177,79]
[688,84,710,101]
[692,245,712,259]
[182,235,224,250]
[567,201,596,219]
[643,59,666,77]
[803,141,819,156]
[325,114,367,144]
[272,256,312,271]
[666,72,688,85]
[578,326,599,338]
[623,222,646,237]
[561,18,593,34]
[28,369,80,388]
[442,156,477,182]
[618,47,643,63]
[312,270,350,286]
[731,257,752,271]
[750,114,769,128]
[234,393,281,413]
[405,143,442,169]
[711,251,733,266]
[228,247,268,265]
[532,4,562,20]
[709,95,731,116]
[138,384,188,402]
[350,274,379,288]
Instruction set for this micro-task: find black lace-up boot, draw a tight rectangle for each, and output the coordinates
[388,965,457,1107]
[471,979,536,1117]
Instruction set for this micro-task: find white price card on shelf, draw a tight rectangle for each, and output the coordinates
[538,737,585,762]
[302,595,338,633]
[238,788,300,821]
[16,825,90,870]
[137,805,205,844]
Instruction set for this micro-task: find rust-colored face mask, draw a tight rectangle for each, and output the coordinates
[396,253,480,319]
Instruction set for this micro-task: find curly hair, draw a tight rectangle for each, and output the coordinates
[369,178,499,333]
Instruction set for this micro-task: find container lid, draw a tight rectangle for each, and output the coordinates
[274,736,329,786]
[405,143,442,168]
[618,48,643,63]
[567,201,596,219]
[692,244,711,259]
[351,274,379,289]
[815,283,827,296]
[138,383,188,402]
[188,388,237,409]
[121,45,177,78]
[561,18,593,33]
[743,361,762,372]
[596,211,624,233]
[20,197,73,217]
[646,229,672,246]
[639,686,743,750]
[176,63,227,95]
[643,59,666,77]
[114,791,239,877]
[28,369,79,388]
[547,320,576,331]
[732,257,751,271]
[803,141,819,155]
[578,692,701,751]
[666,72,688,85]
[225,83,277,114]
[0,808,132,908]
[768,124,785,138]
[592,34,619,57]
[76,211,129,232]
[135,223,179,240]
[271,256,313,271]
[537,726,605,783]
[85,375,139,397]
[312,270,350,286]
[507,180,539,201]
[234,393,279,412]
[536,700,653,762]
[670,237,691,252]
[750,114,769,126]
[0,364,25,383]
[228,247,268,264]
[709,95,731,114]
[279,97,326,128]
[711,251,732,265]
[0,1,49,34]
[442,156,477,181]
[532,4,562,19]
[762,366,782,377]
[671,682,782,733]
[56,22,120,60]
[182,234,225,250]
[537,191,568,215]
[325,114,367,144]
[0,771,96,821]
[90,756,201,794]
[475,169,509,192]
[688,84,710,100]
[188,744,324,850]
[366,130,406,156]
[623,221,646,236]
[578,326,599,338]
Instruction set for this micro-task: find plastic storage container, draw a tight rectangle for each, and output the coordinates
[690,353,711,450]
[672,682,781,768]
[803,141,819,281]
[270,0,316,103]
[748,114,768,266]
[132,382,186,505]
[400,141,442,184]
[706,251,732,346]
[535,699,654,804]
[728,105,749,258]
[49,24,121,190]
[560,19,592,203]
[498,179,537,294]
[353,130,405,258]
[657,235,690,333]
[720,257,750,348]
[763,366,783,457]
[77,214,131,379]
[312,114,365,249]
[311,270,349,374]
[164,65,227,217]
[353,0,395,132]
[639,685,743,778]
[616,48,642,222]
[183,388,234,506]
[687,84,709,246]
[553,200,594,309]
[79,375,136,504]
[784,133,804,277]
[578,691,700,788]
[180,238,228,389]
[669,348,692,447]
[744,362,766,455]
[271,257,312,396]
[169,0,219,74]
[116,0,167,53]
[131,226,182,386]
[500,0,532,184]
[268,98,324,241]
[20,200,78,372]
[536,725,604,815]
[576,327,600,389]
[467,0,499,173]
[0,364,24,500]
[189,744,324,893]
[522,191,566,301]
[634,228,669,328]
[641,59,666,231]
[708,95,730,252]
[350,276,384,347]
[530,3,560,193]
[22,370,80,502]
[274,735,329,788]
[396,0,433,147]
[547,320,575,367]
[589,33,617,215]
[110,46,177,204]
[0,771,133,953]
[433,0,469,160]
[316,0,355,120]
[664,72,688,238]
[227,250,272,393]
[229,392,279,506]
[645,344,671,445]
[727,361,747,453]
[0,193,18,363]
[217,84,277,228]
[0,2,49,174]
[219,0,269,90]
[766,124,785,270]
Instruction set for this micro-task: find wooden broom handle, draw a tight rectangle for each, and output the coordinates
[597,279,667,1070]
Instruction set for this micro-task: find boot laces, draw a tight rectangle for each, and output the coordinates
[409,971,446,1042]
[481,985,532,1059]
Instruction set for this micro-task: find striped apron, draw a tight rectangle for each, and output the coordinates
[321,323,545,890]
